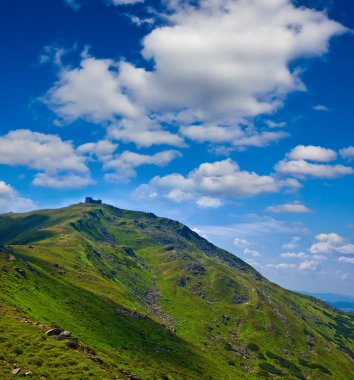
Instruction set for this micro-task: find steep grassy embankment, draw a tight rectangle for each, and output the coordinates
[0,203,353,379]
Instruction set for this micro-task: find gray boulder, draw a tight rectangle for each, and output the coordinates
[45,327,63,336]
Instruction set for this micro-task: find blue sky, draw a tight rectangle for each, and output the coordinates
[0,0,353,295]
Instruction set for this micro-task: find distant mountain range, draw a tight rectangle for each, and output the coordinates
[299,292,354,313]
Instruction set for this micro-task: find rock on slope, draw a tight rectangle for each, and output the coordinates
[0,203,353,379]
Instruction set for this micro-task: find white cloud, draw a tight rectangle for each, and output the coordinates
[313,104,329,111]
[275,159,353,178]
[0,129,87,174]
[77,140,118,162]
[45,0,345,148]
[310,233,354,256]
[196,196,223,208]
[243,247,262,258]
[233,238,250,249]
[46,58,140,124]
[288,145,337,162]
[134,184,158,200]
[272,250,326,271]
[107,119,184,147]
[128,15,155,26]
[266,202,311,213]
[299,259,319,271]
[110,0,144,5]
[275,145,354,179]
[139,0,344,126]
[338,257,354,264]
[335,244,354,255]
[39,45,69,66]
[0,181,35,213]
[234,237,262,257]
[267,263,296,270]
[280,252,307,259]
[180,124,289,148]
[45,57,183,148]
[0,129,92,189]
[33,173,93,189]
[148,159,297,202]
[265,120,286,128]
[340,146,354,160]
[104,150,182,182]
[165,188,193,203]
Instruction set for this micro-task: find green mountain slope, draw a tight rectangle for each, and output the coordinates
[0,203,353,379]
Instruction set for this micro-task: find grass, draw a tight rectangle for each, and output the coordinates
[0,203,353,379]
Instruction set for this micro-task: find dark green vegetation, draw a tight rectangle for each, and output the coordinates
[0,203,353,379]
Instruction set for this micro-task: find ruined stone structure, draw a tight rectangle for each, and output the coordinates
[85,197,102,205]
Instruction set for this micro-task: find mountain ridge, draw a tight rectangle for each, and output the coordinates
[0,202,353,379]
[298,292,354,313]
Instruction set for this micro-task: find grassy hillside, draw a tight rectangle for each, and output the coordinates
[0,203,353,379]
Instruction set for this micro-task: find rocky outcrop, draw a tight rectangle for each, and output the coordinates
[233,293,247,305]
[45,327,63,336]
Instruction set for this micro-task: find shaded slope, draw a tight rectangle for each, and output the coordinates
[0,203,353,379]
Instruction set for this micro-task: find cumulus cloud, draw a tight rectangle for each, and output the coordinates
[0,181,35,213]
[233,237,262,257]
[288,145,337,162]
[46,58,140,124]
[0,129,92,189]
[266,202,311,213]
[196,196,223,208]
[310,233,354,255]
[340,146,354,160]
[275,159,353,178]
[272,252,325,271]
[265,120,286,128]
[136,159,304,208]
[44,57,183,147]
[107,118,184,147]
[280,252,307,259]
[165,188,193,203]
[44,0,345,148]
[275,145,353,179]
[104,150,182,181]
[243,247,262,258]
[136,158,301,207]
[298,259,319,271]
[110,0,144,5]
[338,257,354,264]
[149,158,297,200]
[77,140,118,161]
[282,236,301,250]
[33,173,93,189]
[180,125,289,148]
[267,263,296,270]
[139,0,344,124]
[0,129,87,173]
[233,238,250,249]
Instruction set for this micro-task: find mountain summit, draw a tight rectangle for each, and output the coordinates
[0,203,353,379]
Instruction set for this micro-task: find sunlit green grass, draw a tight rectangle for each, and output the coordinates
[0,203,353,379]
